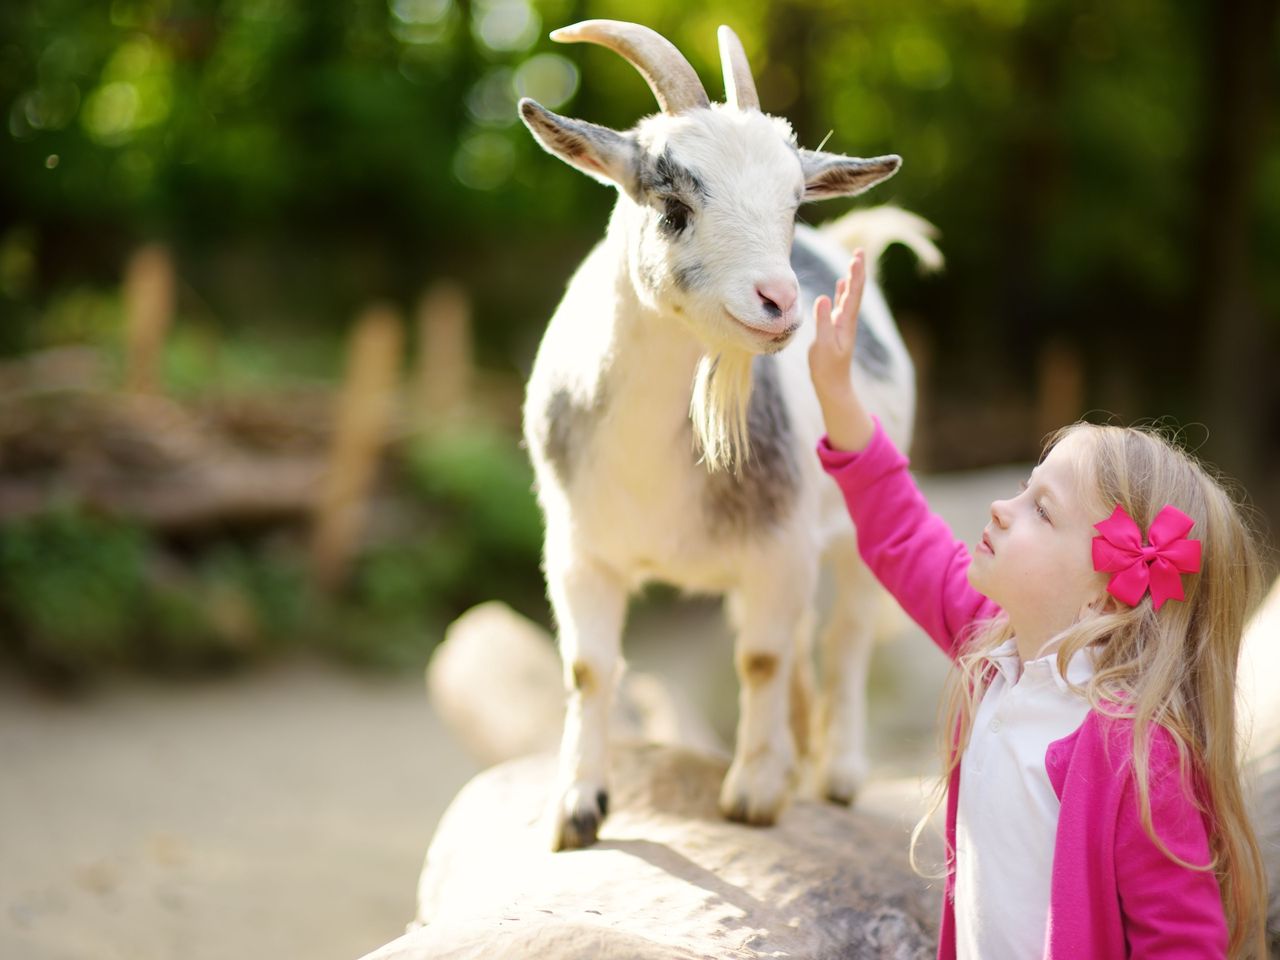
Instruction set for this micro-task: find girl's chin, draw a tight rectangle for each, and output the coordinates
[965,564,993,598]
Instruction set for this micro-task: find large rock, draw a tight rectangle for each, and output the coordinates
[360,742,940,960]
[1241,575,1280,765]
[1257,742,1280,959]
[426,601,727,766]
[1240,575,1280,954]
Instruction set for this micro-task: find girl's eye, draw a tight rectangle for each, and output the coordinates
[1020,479,1050,522]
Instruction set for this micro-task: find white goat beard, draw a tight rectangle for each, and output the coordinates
[690,349,755,474]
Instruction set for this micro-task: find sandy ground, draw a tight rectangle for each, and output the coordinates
[0,464,1026,960]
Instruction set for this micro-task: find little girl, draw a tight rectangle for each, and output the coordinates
[807,251,1269,958]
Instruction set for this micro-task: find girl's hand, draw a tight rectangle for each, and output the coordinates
[808,250,875,453]
[808,249,866,408]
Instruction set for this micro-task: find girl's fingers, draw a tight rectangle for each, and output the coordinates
[813,294,832,337]
[834,278,849,315]
[835,251,866,335]
[848,250,865,290]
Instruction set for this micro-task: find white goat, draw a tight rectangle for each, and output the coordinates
[519,19,939,850]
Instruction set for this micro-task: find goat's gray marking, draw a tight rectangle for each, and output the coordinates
[636,147,707,202]
[701,355,800,537]
[537,384,605,486]
[636,257,662,293]
[790,236,891,379]
[673,261,708,292]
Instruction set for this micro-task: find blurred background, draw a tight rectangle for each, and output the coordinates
[2,0,1278,676]
[0,0,1277,956]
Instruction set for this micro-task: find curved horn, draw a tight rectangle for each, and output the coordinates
[551,20,709,115]
[717,25,759,111]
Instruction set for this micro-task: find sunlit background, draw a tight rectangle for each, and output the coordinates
[0,0,1277,955]
[2,0,1276,676]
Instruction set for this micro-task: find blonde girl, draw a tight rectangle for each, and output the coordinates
[808,250,1268,958]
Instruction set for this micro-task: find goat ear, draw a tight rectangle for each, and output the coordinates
[800,150,902,201]
[519,98,634,188]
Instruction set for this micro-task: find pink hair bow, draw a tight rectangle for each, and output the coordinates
[1092,504,1202,611]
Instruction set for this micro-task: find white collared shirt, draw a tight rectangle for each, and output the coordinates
[954,640,1096,960]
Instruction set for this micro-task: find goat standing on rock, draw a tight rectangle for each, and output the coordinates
[519,19,940,850]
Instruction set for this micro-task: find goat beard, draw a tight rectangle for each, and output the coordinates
[689,349,755,474]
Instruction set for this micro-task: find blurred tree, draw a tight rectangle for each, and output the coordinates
[0,0,1275,500]
[1192,0,1279,494]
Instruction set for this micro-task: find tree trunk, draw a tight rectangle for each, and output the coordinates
[1193,0,1280,507]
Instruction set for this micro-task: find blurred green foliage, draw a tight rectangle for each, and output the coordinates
[403,426,544,559]
[0,504,149,667]
[0,426,546,680]
[3,1,1275,376]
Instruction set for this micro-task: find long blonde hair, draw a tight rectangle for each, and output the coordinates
[911,421,1269,958]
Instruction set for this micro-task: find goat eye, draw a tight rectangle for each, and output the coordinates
[657,197,690,236]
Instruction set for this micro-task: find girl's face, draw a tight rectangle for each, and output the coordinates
[967,431,1112,654]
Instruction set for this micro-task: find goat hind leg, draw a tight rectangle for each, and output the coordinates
[817,543,879,805]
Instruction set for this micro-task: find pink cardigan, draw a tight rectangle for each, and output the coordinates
[816,420,1228,959]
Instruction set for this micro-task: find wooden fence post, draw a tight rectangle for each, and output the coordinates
[413,280,473,434]
[123,243,175,394]
[1035,340,1084,444]
[311,303,404,591]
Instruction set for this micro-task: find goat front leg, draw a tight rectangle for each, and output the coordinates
[719,564,812,825]
[545,544,627,851]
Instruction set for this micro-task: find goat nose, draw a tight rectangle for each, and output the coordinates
[756,278,798,321]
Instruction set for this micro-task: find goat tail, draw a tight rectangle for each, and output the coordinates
[819,204,944,275]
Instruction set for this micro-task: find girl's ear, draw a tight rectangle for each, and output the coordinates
[1080,590,1121,620]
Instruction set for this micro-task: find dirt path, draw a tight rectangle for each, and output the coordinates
[0,661,480,960]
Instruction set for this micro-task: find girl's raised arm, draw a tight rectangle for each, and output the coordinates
[810,253,1000,657]
[808,251,877,453]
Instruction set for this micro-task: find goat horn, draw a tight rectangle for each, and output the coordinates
[717,25,759,112]
[551,20,710,115]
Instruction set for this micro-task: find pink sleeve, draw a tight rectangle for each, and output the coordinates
[1114,730,1228,957]
[816,417,1000,659]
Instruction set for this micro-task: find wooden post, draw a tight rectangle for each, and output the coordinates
[413,280,473,434]
[311,303,404,591]
[123,243,175,394]
[1035,340,1084,444]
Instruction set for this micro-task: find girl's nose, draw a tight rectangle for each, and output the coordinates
[990,499,1011,527]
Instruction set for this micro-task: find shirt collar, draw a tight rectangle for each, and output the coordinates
[984,638,1096,694]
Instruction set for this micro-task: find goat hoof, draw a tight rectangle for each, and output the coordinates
[823,784,856,807]
[719,749,792,826]
[551,782,608,851]
[819,752,867,807]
